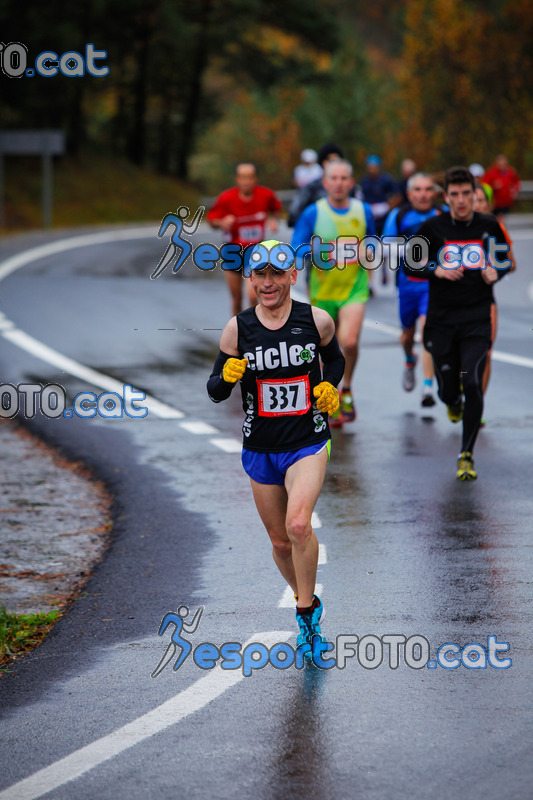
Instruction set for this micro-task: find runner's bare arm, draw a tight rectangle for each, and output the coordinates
[206,196,235,232]
[219,317,240,356]
[208,215,235,232]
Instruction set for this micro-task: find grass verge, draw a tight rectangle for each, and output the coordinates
[0,605,61,672]
[1,152,200,232]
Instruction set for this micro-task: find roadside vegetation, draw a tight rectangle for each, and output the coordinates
[0,606,61,672]
[0,154,199,233]
[2,0,530,211]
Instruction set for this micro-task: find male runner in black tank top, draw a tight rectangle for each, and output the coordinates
[208,240,345,654]
[405,167,511,480]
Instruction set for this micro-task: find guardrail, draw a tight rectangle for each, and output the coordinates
[518,180,533,200]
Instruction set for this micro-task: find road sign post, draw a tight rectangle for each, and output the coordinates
[0,130,65,228]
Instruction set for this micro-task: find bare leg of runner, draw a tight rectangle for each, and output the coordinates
[250,448,327,607]
[336,302,366,388]
[250,481,296,593]
[400,324,415,359]
[419,316,435,383]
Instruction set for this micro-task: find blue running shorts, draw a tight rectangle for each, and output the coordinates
[399,283,429,330]
[242,440,331,486]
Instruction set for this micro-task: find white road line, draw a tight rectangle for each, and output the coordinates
[491,351,533,368]
[0,313,14,331]
[0,229,189,419]
[278,583,323,608]
[179,420,220,435]
[0,630,292,800]
[210,438,242,453]
[296,280,533,368]
[3,229,530,441]
[362,318,402,338]
[278,586,296,607]
[362,317,533,368]
[318,543,327,564]
[1,326,184,419]
[0,227,157,282]
[528,282,533,304]
[311,511,322,529]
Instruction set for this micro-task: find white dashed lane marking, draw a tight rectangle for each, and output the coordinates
[0,631,293,800]
[0,226,157,282]
[278,584,323,608]
[179,420,220,435]
[312,511,322,529]
[209,438,243,453]
[1,324,184,420]
[0,233,328,797]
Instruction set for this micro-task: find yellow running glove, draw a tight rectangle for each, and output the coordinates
[222,357,248,383]
[313,382,339,414]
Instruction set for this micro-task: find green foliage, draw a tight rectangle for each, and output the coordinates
[0,0,529,191]
[0,0,340,176]
[192,34,395,193]
[398,0,533,171]
[1,153,199,231]
[0,606,60,669]
[294,42,393,168]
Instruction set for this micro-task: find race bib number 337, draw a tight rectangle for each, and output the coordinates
[257,375,311,417]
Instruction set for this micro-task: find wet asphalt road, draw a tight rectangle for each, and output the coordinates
[0,222,532,799]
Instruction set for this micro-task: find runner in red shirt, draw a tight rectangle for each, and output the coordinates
[482,154,521,219]
[207,163,282,315]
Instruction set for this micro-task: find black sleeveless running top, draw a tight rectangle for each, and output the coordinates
[237,300,330,452]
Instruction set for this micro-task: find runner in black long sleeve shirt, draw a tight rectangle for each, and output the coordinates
[405,166,510,480]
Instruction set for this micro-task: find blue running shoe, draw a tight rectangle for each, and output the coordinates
[295,595,325,649]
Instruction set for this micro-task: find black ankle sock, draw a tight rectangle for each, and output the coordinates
[296,595,319,615]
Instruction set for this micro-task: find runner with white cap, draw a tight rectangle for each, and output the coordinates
[293,149,323,188]
[207,240,345,652]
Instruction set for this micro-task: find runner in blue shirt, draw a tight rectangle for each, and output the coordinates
[382,173,442,407]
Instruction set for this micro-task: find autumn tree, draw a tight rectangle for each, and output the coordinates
[398,0,533,171]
